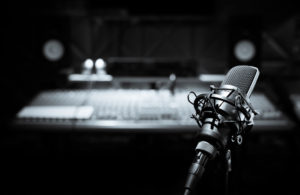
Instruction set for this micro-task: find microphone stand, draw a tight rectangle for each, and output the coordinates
[224,149,232,195]
[223,142,245,195]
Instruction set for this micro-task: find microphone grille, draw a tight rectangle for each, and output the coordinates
[221,65,259,97]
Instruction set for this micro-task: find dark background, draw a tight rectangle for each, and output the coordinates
[1,0,300,194]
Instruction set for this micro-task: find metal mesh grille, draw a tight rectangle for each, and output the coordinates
[221,65,258,96]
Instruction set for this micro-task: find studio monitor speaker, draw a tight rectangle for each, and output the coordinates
[229,14,261,67]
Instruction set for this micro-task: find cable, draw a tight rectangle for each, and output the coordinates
[184,150,209,195]
[183,141,217,195]
[184,188,192,195]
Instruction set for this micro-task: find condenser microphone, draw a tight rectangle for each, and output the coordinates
[199,65,259,147]
[184,65,259,195]
[221,65,259,98]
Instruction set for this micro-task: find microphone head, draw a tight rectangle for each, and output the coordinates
[221,65,260,98]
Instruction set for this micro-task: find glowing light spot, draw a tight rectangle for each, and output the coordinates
[84,58,93,69]
[95,58,106,69]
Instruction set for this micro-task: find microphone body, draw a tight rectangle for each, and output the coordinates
[184,65,260,194]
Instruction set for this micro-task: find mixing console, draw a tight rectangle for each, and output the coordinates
[14,89,294,132]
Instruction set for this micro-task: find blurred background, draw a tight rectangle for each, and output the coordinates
[1,0,300,194]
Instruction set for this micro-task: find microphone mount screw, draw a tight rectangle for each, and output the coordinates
[237,135,243,145]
